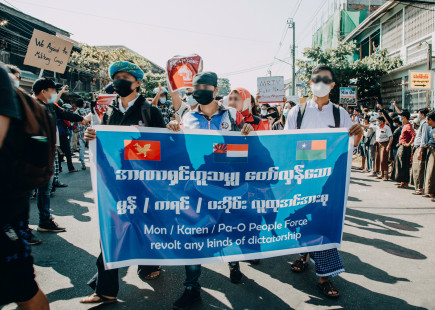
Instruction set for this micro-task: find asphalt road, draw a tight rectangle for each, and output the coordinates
[2,151,435,310]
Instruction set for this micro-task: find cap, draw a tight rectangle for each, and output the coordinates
[193,71,218,87]
[153,87,168,95]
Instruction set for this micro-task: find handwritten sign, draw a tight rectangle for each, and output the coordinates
[257,76,285,103]
[24,29,73,73]
[409,70,433,90]
[166,54,203,92]
[95,94,117,120]
[339,87,357,106]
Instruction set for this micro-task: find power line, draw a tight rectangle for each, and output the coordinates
[6,0,271,43]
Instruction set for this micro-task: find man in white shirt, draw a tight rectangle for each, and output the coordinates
[284,65,362,299]
[371,116,393,180]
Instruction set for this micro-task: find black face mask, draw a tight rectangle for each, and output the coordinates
[113,79,134,97]
[193,89,215,105]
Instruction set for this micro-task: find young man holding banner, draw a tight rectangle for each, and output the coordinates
[82,61,166,305]
[284,65,362,298]
[167,71,254,310]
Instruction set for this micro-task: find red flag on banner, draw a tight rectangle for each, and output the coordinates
[124,140,161,161]
[166,54,203,92]
[95,94,117,120]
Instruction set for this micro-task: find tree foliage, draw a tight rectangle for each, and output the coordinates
[217,77,231,96]
[296,41,402,104]
[68,44,166,97]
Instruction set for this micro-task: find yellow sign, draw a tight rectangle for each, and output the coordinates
[24,29,73,74]
[409,70,433,90]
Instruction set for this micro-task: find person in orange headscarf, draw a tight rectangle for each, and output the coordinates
[228,88,266,131]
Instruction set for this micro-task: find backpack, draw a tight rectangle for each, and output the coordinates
[13,88,56,190]
[296,101,340,129]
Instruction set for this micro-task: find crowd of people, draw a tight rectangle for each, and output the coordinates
[1,59,433,310]
[351,102,435,200]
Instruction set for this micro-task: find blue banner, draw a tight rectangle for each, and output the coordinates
[90,126,352,269]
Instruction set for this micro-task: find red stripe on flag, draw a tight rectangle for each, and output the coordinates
[227,144,248,151]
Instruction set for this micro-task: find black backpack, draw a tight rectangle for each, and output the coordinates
[13,88,56,190]
[296,101,340,129]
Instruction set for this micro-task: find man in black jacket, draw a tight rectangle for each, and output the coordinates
[81,61,165,305]
[30,78,85,235]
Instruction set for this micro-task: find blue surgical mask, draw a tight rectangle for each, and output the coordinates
[261,110,267,116]
[47,93,57,104]
[283,109,290,117]
[159,98,167,104]
[186,95,197,106]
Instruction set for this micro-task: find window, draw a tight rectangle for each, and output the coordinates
[382,10,403,53]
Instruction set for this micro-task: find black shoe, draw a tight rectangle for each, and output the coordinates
[24,228,42,245]
[173,288,201,310]
[37,220,66,232]
[69,169,79,173]
[229,263,244,283]
[55,182,68,188]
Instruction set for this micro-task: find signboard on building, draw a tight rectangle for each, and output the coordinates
[339,87,357,106]
[24,29,73,74]
[409,70,433,90]
[257,76,285,104]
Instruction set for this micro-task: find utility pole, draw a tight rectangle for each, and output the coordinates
[287,18,296,96]
[426,43,432,108]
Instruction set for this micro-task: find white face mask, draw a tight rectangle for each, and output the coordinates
[186,95,197,106]
[283,109,290,117]
[311,82,331,97]
[159,98,167,104]
[47,93,57,104]
[261,109,267,116]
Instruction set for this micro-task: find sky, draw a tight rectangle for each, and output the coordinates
[3,0,339,93]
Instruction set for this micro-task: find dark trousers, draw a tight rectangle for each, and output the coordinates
[59,134,75,171]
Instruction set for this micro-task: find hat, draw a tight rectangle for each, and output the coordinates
[228,88,251,113]
[153,87,168,95]
[399,110,411,119]
[32,78,56,95]
[193,71,218,87]
[108,61,144,81]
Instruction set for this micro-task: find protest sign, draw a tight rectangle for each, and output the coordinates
[23,29,73,74]
[257,76,285,104]
[90,127,352,269]
[339,87,357,106]
[409,70,433,90]
[166,54,203,92]
[94,94,117,120]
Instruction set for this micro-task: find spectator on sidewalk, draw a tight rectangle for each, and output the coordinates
[394,110,416,189]
[412,108,431,195]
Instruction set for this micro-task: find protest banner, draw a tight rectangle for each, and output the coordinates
[339,87,357,106]
[257,76,285,104]
[95,94,117,120]
[166,54,203,92]
[409,70,433,90]
[23,29,73,74]
[90,126,352,269]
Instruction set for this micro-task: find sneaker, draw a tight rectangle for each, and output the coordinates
[173,288,201,310]
[24,228,42,245]
[368,172,378,177]
[229,263,244,283]
[82,165,86,170]
[54,182,68,188]
[37,220,66,232]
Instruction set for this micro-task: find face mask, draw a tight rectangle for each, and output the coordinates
[47,93,57,104]
[311,82,331,97]
[113,79,134,97]
[283,109,290,117]
[186,95,198,106]
[261,110,267,116]
[193,89,215,105]
[14,80,19,88]
[159,98,167,104]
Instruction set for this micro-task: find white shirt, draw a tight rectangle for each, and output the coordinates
[374,124,392,143]
[118,96,139,114]
[284,99,353,130]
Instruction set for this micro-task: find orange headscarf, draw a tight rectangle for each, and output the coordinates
[228,87,253,122]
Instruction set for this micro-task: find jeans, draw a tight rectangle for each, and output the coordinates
[184,265,201,290]
[78,136,86,166]
[36,175,54,226]
[59,134,75,171]
[367,145,375,171]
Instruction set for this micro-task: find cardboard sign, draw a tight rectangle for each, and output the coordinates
[257,76,285,103]
[24,29,73,74]
[166,54,203,92]
[95,94,117,120]
[339,87,357,106]
[409,70,433,90]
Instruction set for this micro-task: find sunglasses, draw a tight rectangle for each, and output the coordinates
[311,76,333,84]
